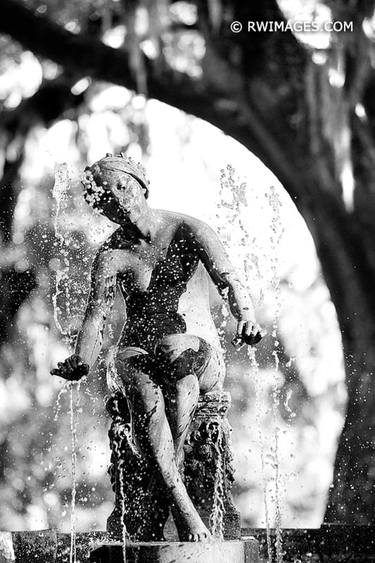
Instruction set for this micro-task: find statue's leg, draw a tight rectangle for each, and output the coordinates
[116,351,210,542]
[171,374,199,466]
[155,335,225,458]
[161,370,199,468]
[154,334,226,539]
[198,344,225,394]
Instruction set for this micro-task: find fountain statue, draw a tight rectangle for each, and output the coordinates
[51,153,264,562]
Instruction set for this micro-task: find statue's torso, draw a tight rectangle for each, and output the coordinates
[101,213,220,352]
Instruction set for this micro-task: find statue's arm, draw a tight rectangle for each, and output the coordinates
[74,251,117,369]
[51,251,117,381]
[185,219,264,344]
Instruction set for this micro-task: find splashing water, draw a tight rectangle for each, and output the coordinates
[70,384,77,563]
[118,463,127,563]
[54,384,70,422]
[267,185,285,563]
[52,163,73,339]
[217,166,287,561]
[216,165,256,293]
[52,163,79,563]
[206,299,228,538]
[209,415,225,540]
[111,415,128,560]
[207,167,244,539]
[248,348,273,562]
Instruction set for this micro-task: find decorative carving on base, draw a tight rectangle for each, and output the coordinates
[184,391,241,540]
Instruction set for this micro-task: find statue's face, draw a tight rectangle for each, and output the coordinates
[97,169,147,224]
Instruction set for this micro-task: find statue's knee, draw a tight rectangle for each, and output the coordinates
[155,334,193,364]
[115,352,153,383]
[155,334,209,379]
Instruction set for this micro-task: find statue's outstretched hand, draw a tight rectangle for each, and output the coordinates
[50,354,89,381]
[232,319,267,348]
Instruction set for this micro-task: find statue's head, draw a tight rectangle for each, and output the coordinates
[81,152,150,224]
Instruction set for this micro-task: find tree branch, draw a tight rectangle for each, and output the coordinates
[0,0,137,88]
[0,0,311,203]
[2,74,85,132]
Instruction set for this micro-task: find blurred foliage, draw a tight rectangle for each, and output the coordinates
[24,0,121,28]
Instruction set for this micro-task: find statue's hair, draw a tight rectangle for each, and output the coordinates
[81,152,150,210]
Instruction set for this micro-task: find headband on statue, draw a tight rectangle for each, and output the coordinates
[81,152,150,209]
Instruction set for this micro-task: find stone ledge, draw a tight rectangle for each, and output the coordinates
[0,531,111,563]
[245,525,375,562]
[2,526,375,562]
[90,538,259,563]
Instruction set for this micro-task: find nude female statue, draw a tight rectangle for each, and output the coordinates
[51,153,264,542]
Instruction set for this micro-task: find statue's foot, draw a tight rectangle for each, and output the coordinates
[175,512,211,542]
[187,525,211,542]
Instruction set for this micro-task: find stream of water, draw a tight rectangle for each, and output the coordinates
[267,185,285,563]
[69,385,77,563]
[217,166,286,562]
[209,411,225,540]
[118,462,127,563]
[216,165,274,553]
[52,163,79,563]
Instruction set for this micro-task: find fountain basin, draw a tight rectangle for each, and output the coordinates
[90,538,259,563]
[3,527,375,561]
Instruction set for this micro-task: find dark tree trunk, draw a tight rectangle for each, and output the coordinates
[308,199,375,522]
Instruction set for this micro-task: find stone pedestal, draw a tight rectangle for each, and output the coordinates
[106,390,240,541]
[106,393,169,541]
[90,538,259,563]
[11,530,57,563]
